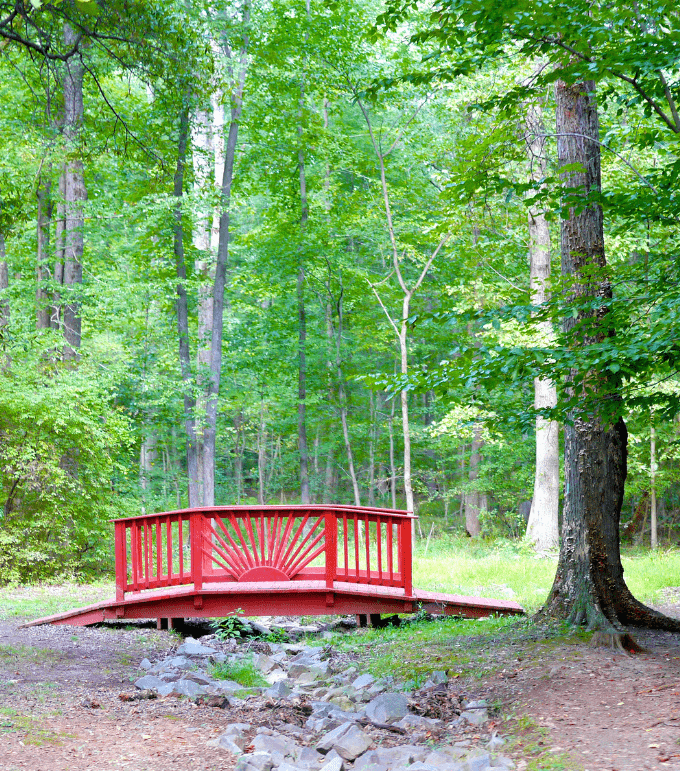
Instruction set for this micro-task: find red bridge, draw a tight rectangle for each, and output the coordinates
[27,505,524,627]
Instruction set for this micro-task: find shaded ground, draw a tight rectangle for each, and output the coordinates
[1,605,680,771]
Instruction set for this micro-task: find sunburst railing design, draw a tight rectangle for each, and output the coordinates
[114,505,414,601]
[202,510,326,582]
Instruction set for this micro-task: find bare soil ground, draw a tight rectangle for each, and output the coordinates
[1,605,680,771]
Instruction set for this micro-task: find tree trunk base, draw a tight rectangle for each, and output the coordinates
[590,631,646,654]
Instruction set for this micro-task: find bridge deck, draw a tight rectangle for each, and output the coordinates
[25,505,524,627]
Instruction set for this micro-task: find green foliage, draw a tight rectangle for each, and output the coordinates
[210,610,248,640]
[206,657,268,687]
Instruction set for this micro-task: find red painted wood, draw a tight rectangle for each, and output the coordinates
[239,566,290,582]
[401,516,412,597]
[115,521,126,601]
[325,509,336,590]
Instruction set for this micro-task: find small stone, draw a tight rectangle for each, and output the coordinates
[487,734,506,751]
[431,670,449,684]
[317,724,372,761]
[252,732,298,763]
[489,757,515,770]
[176,637,217,656]
[168,679,207,698]
[460,709,488,726]
[216,735,245,755]
[465,751,492,771]
[266,680,293,698]
[407,763,439,771]
[364,692,409,724]
[235,753,274,771]
[183,671,214,685]
[134,675,165,691]
[351,674,375,690]
[139,658,152,670]
[396,715,441,730]
[320,757,344,771]
[251,621,272,636]
[329,695,355,712]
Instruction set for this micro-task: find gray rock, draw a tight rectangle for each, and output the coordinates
[489,757,514,770]
[320,757,344,771]
[254,653,278,673]
[351,674,375,690]
[156,683,175,697]
[235,753,274,771]
[374,745,429,765]
[277,764,306,771]
[215,735,245,755]
[139,658,152,670]
[251,621,272,636]
[431,670,449,684]
[167,655,190,668]
[168,679,207,698]
[176,637,217,656]
[407,764,440,771]
[364,692,409,724]
[266,680,293,698]
[296,746,326,768]
[426,750,462,767]
[328,695,355,711]
[134,675,166,691]
[183,671,214,685]
[212,679,243,694]
[460,709,488,726]
[352,752,389,771]
[296,671,321,685]
[252,732,298,763]
[306,717,343,733]
[465,751,492,771]
[158,671,182,683]
[396,714,441,730]
[486,735,506,751]
[317,723,371,761]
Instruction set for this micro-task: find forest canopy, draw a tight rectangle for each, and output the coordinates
[0,0,679,610]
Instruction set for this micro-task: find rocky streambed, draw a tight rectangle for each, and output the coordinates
[131,630,516,771]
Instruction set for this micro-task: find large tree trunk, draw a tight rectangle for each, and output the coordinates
[541,77,680,636]
[61,23,86,359]
[523,94,560,551]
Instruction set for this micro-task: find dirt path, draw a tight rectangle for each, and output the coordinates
[2,613,680,771]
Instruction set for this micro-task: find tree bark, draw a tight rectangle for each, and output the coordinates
[0,236,9,371]
[36,177,53,330]
[523,92,560,551]
[61,23,86,359]
[541,77,680,635]
[172,101,200,507]
[464,429,484,537]
[200,2,250,507]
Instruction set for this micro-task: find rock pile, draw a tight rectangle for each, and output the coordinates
[134,632,516,771]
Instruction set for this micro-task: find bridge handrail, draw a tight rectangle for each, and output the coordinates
[114,505,415,603]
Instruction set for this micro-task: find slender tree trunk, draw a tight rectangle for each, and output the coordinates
[36,178,53,330]
[524,93,560,551]
[368,389,376,506]
[234,412,244,504]
[388,396,397,509]
[140,432,157,515]
[202,4,250,508]
[257,399,266,504]
[172,102,200,507]
[464,428,484,537]
[541,77,679,636]
[0,236,9,371]
[61,23,86,359]
[650,422,658,549]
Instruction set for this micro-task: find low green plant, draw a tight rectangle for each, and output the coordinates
[206,657,267,687]
[263,628,290,643]
[211,609,248,640]
[0,707,71,746]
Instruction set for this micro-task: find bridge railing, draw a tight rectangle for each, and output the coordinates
[113,505,414,602]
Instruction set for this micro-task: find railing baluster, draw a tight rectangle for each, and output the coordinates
[376,518,382,583]
[402,516,412,596]
[343,514,349,579]
[364,512,370,582]
[324,509,336,589]
[353,512,359,581]
[155,517,161,584]
[115,521,126,600]
[178,516,184,580]
[387,517,394,584]
[191,512,204,591]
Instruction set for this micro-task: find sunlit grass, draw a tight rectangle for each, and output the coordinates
[412,534,680,612]
[0,581,115,620]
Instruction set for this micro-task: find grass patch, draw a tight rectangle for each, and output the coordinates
[505,713,583,771]
[0,581,115,620]
[0,644,64,666]
[0,707,72,746]
[207,657,267,687]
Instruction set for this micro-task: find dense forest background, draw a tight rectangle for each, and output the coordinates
[1,0,679,583]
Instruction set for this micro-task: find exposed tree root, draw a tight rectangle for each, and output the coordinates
[590,631,647,654]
